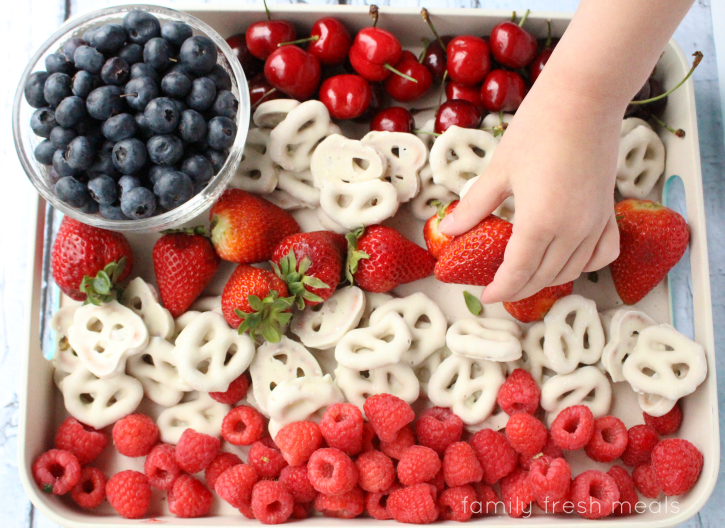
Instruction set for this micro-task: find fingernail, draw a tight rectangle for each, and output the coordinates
[438,214,455,234]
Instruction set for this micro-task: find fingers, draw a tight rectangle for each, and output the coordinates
[439,174,510,236]
[550,234,600,286]
[583,213,620,271]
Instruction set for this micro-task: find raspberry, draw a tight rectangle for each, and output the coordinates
[239,497,255,519]
[443,441,483,487]
[528,455,571,505]
[607,465,639,516]
[365,485,400,520]
[32,449,81,495]
[621,424,659,466]
[221,405,265,446]
[585,416,629,462]
[249,437,288,478]
[308,448,359,495]
[320,403,364,455]
[536,493,570,514]
[279,464,317,502]
[652,438,703,496]
[500,468,534,518]
[292,501,312,519]
[388,483,439,524]
[570,469,620,519]
[470,429,517,484]
[252,480,294,524]
[175,429,220,473]
[361,421,380,452]
[168,474,213,518]
[633,462,662,499]
[427,467,446,492]
[70,467,106,509]
[204,451,242,491]
[505,412,548,456]
[209,372,249,404]
[355,450,395,492]
[215,463,258,508]
[112,414,159,458]
[472,483,501,517]
[497,368,540,415]
[644,402,682,436]
[275,421,323,466]
[415,407,463,455]
[106,470,151,519]
[380,424,415,460]
[144,443,181,490]
[519,434,562,470]
[550,405,594,450]
[54,417,107,465]
[438,485,477,522]
[363,393,415,443]
[397,445,441,486]
[314,487,365,519]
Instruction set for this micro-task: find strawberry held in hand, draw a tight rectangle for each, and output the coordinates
[503,282,574,323]
[152,227,221,317]
[610,199,689,305]
[424,200,459,259]
[210,189,300,264]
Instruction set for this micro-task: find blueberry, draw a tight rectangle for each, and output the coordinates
[56,176,90,207]
[86,85,125,120]
[30,108,57,138]
[204,148,229,173]
[168,62,197,80]
[50,126,78,148]
[112,138,147,174]
[123,10,161,45]
[171,98,187,115]
[154,171,193,209]
[34,139,57,165]
[82,27,99,44]
[47,167,62,185]
[134,112,154,139]
[207,116,237,151]
[92,24,127,54]
[43,73,73,107]
[143,37,175,71]
[144,97,180,134]
[78,199,100,214]
[161,21,193,48]
[118,43,144,65]
[207,64,232,91]
[65,136,95,170]
[148,164,177,186]
[73,45,104,74]
[74,116,102,141]
[45,53,75,75]
[100,202,128,220]
[181,154,213,183]
[72,70,98,98]
[63,37,87,63]
[117,174,142,198]
[53,148,76,176]
[88,174,118,204]
[211,90,238,118]
[121,187,156,218]
[102,113,137,141]
[147,134,183,166]
[123,76,158,111]
[24,71,50,108]
[161,70,191,98]
[180,35,217,76]
[55,96,87,127]
[100,57,130,86]
[130,62,159,83]
[185,77,216,111]
[89,146,120,178]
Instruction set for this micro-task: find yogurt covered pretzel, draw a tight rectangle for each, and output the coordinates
[616,118,665,199]
[637,392,678,417]
[335,311,412,370]
[51,305,81,389]
[520,322,556,386]
[277,169,320,207]
[414,346,452,397]
[291,286,366,349]
[362,131,426,202]
[253,99,300,129]
[446,317,523,362]
[126,337,189,407]
[409,163,458,221]
[312,134,388,188]
[319,179,399,230]
[190,295,223,314]
[600,308,657,382]
[157,393,231,444]
[540,365,612,425]
[230,127,277,194]
[334,363,420,411]
[121,278,174,340]
[429,126,498,194]
[359,292,394,328]
[266,188,310,211]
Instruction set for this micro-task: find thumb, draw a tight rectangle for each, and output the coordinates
[439,174,510,236]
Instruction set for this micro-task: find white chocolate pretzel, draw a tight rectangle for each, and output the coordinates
[266,188,310,211]
[415,346,452,398]
[334,363,420,412]
[429,126,498,194]
[359,292,394,328]
[315,207,348,234]
[409,163,457,221]
[466,404,510,433]
[190,295,223,314]
[230,127,277,194]
[446,317,523,362]
[157,393,230,444]
[253,99,300,129]
[637,392,678,418]
[277,169,320,207]
[121,278,174,340]
[51,305,81,389]
[335,311,412,370]
[600,308,657,382]
[319,179,399,230]
[617,118,665,199]
[291,286,365,349]
[312,134,387,188]
[481,112,514,132]
[520,322,556,386]
[493,196,516,223]
[541,366,612,425]
[362,131,426,202]
[126,337,189,407]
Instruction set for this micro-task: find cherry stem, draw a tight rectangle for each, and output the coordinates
[252,88,277,109]
[421,8,447,52]
[410,105,436,114]
[630,51,703,105]
[510,11,516,22]
[370,5,379,28]
[419,38,430,64]
[278,35,319,47]
[545,19,552,47]
[438,70,448,106]
[647,111,686,138]
[384,63,418,83]
[518,9,530,27]
[414,130,441,137]
[263,0,271,21]
[119,93,137,98]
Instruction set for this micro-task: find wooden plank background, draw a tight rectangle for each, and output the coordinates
[1,1,723,527]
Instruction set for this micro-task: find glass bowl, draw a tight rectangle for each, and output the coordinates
[12,4,250,232]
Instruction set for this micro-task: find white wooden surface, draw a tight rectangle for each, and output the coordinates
[1,1,723,527]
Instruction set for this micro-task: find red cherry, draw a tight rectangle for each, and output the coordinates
[370,107,415,133]
[529,47,554,84]
[445,81,485,113]
[349,27,402,82]
[246,19,296,61]
[384,51,433,102]
[489,20,537,69]
[319,74,371,120]
[307,17,352,67]
[435,100,482,134]
[480,70,526,112]
[248,73,286,106]
[446,36,491,86]
[264,45,321,100]
[421,36,453,80]
[352,82,384,124]
[226,34,264,78]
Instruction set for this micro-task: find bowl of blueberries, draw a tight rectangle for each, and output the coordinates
[13,4,250,231]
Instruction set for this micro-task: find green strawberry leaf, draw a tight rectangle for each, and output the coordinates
[80,259,126,305]
[463,291,483,316]
[271,249,332,310]
[345,227,370,285]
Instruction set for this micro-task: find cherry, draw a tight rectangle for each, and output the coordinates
[434,99,482,134]
[308,17,353,67]
[480,69,526,112]
[529,20,557,84]
[446,36,491,86]
[248,73,286,106]
[349,27,403,82]
[353,82,384,123]
[370,106,415,133]
[264,45,321,100]
[245,0,297,60]
[445,81,485,113]
[226,33,264,78]
[625,80,651,117]
[319,74,371,120]
[489,10,537,69]
[384,50,433,102]
[644,77,667,115]
[421,37,453,80]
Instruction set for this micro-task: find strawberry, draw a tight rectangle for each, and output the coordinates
[610,199,689,305]
[221,264,293,342]
[434,215,513,286]
[503,282,574,323]
[346,225,436,293]
[209,189,300,264]
[271,231,347,309]
[423,200,459,259]
[152,227,221,317]
[51,217,134,302]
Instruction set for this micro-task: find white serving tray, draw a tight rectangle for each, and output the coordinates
[17,5,718,528]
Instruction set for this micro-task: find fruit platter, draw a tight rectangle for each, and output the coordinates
[14,3,717,528]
